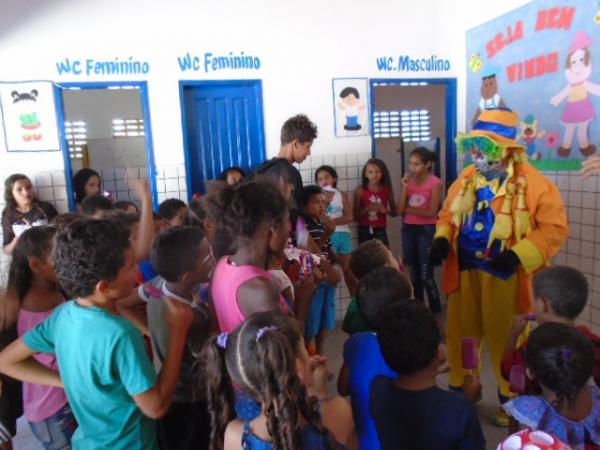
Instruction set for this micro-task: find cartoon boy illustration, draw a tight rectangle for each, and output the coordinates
[472,65,507,128]
[551,31,600,157]
[11,90,42,142]
[338,87,366,131]
[518,114,546,160]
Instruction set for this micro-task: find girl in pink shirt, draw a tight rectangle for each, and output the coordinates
[8,226,77,449]
[205,180,294,333]
[398,147,443,316]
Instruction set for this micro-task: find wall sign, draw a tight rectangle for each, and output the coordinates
[467,2,600,170]
[332,78,370,138]
[376,55,451,72]
[177,51,261,72]
[55,57,150,76]
[0,81,61,152]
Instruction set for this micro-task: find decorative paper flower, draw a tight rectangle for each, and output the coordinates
[546,131,561,150]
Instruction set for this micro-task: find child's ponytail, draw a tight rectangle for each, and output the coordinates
[201,334,235,450]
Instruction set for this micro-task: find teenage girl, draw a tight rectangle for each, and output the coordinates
[203,311,355,450]
[7,226,77,449]
[73,168,102,213]
[504,322,600,449]
[2,174,57,255]
[398,147,443,316]
[354,158,396,246]
[315,165,356,295]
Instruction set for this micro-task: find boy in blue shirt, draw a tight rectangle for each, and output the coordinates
[0,218,193,450]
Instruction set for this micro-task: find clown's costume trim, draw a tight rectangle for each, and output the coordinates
[432,108,568,399]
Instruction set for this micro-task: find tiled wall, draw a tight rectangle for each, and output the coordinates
[0,169,69,287]
[154,163,189,203]
[101,166,148,203]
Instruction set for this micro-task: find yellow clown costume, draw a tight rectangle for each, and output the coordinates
[434,109,568,399]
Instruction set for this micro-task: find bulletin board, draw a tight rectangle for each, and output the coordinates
[466,1,600,170]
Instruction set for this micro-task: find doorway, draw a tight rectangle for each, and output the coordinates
[369,78,457,259]
[57,81,157,210]
[180,80,266,196]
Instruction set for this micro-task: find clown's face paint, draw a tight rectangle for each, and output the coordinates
[471,149,505,180]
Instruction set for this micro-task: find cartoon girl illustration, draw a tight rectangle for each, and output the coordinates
[338,87,366,131]
[551,31,600,157]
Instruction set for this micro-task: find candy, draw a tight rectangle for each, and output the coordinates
[462,337,478,370]
[525,313,536,321]
[509,364,526,394]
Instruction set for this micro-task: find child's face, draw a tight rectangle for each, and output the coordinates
[305,193,326,219]
[11,178,35,208]
[316,171,336,188]
[226,171,243,186]
[168,207,189,227]
[292,140,312,164]
[190,238,215,284]
[566,49,591,83]
[85,175,101,198]
[106,247,138,299]
[32,249,59,284]
[365,164,383,185]
[408,155,430,177]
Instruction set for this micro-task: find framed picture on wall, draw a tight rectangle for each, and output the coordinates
[0,81,61,152]
[332,78,370,138]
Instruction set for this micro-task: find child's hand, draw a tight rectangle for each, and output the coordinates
[324,217,336,235]
[165,298,194,337]
[308,355,330,397]
[510,314,528,339]
[401,174,409,189]
[128,176,152,201]
[463,373,482,403]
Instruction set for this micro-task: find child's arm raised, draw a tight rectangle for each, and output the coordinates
[130,177,155,262]
[0,338,62,387]
[132,298,194,419]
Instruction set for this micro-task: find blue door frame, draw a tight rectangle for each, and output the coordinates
[369,77,458,183]
[55,81,158,210]
[179,79,267,199]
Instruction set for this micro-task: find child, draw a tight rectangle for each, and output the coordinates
[140,226,215,450]
[219,167,246,186]
[73,168,102,213]
[205,180,296,332]
[203,311,354,450]
[398,147,443,316]
[158,198,188,227]
[337,267,412,450]
[342,239,401,335]
[114,200,139,213]
[502,266,600,396]
[315,165,356,294]
[81,194,112,218]
[8,226,77,449]
[372,301,485,450]
[354,158,396,245]
[0,218,194,450]
[504,323,600,449]
[302,185,341,353]
[2,173,57,255]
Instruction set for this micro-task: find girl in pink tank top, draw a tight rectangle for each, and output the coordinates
[206,180,293,333]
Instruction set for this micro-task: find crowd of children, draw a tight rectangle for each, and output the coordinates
[0,113,598,450]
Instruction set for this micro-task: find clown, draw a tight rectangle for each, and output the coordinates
[431,108,568,425]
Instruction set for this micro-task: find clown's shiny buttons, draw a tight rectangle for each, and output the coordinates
[474,222,485,232]
[475,251,485,259]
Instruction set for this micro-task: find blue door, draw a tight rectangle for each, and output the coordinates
[181,80,266,195]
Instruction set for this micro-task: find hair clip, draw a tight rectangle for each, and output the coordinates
[256,326,278,342]
[217,332,229,349]
[562,348,572,361]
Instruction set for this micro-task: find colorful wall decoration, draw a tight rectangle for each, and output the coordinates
[0,81,61,152]
[466,1,600,170]
[332,78,370,138]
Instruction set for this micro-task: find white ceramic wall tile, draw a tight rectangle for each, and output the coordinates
[164,179,179,192]
[164,166,178,178]
[36,173,53,187]
[581,209,595,225]
[52,172,66,186]
[37,187,54,201]
[102,169,115,180]
[53,186,68,201]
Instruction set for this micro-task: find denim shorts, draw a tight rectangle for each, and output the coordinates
[29,404,77,450]
[305,284,337,339]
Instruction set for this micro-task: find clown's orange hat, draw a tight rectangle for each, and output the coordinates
[461,108,525,149]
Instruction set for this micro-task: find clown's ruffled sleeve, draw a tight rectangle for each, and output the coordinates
[435,167,474,243]
[511,174,568,274]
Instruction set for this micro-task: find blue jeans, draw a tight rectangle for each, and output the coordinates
[357,225,389,246]
[402,224,441,314]
[29,404,77,450]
